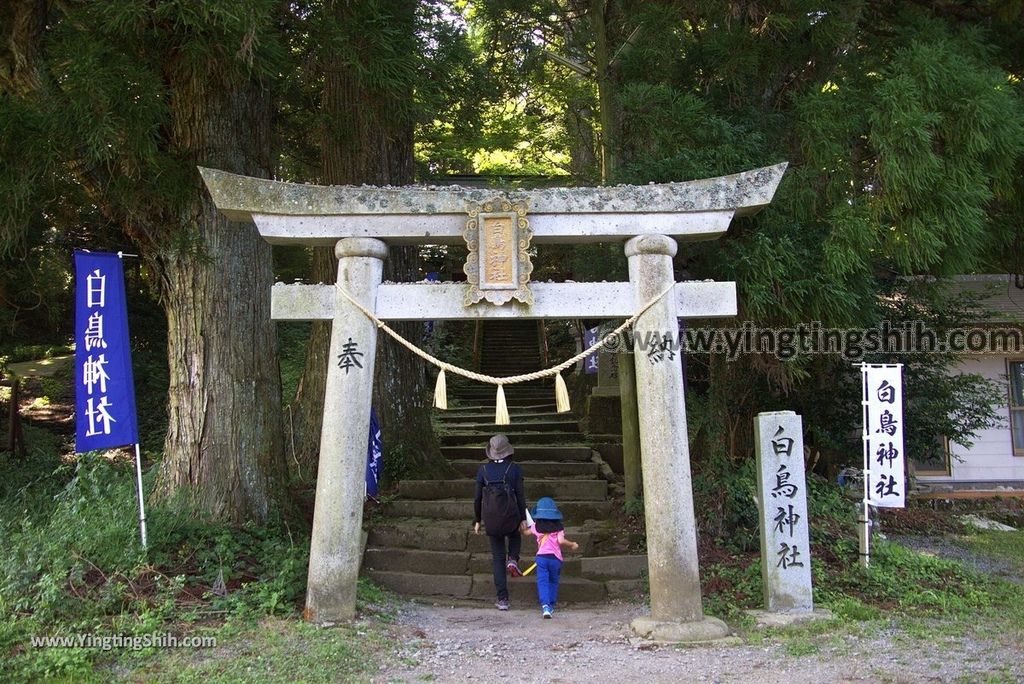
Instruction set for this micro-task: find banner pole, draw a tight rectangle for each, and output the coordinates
[133,443,148,549]
[859,363,871,569]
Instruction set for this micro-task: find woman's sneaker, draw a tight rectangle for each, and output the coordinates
[495,599,510,611]
[542,605,553,619]
[506,560,522,577]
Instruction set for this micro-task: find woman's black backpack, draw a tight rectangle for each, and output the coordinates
[481,462,520,536]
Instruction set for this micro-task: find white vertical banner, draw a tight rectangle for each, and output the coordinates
[862,364,905,509]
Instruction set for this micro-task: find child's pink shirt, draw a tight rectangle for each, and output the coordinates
[529,526,565,561]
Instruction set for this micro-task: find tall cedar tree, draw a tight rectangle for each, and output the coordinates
[286,0,444,481]
[0,1,286,523]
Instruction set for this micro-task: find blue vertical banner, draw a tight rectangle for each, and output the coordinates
[679,320,688,395]
[365,407,382,497]
[424,272,440,336]
[584,326,600,375]
[74,251,139,452]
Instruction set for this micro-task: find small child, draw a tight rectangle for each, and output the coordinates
[524,497,579,618]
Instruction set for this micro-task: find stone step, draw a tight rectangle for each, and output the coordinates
[364,547,469,575]
[366,565,610,602]
[440,419,580,433]
[447,395,555,407]
[442,446,593,461]
[453,380,550,390]
[450,389,553,398]
[366,520,595,554]
[480,339,540,347]
[445,385,550,394]
[363,548,589,578]
[363,548,642,580]
[478,362,545,371]
[435,411,564,423]
[398,478,608,501]
[587,433,623,443]
[438,402,556,413]
[456,378,550,386]
[363,570,634,605]
[365,570,473,598]
[441,431,583,446]
[477,352,542,360]
[450,459,599,478]
[480,347,540,353]
[469,573,607,604]
[383,499,612,522]
[467,553,648,579]
[469,553,582,576]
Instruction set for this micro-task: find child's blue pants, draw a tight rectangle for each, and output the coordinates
[535,554,562,607]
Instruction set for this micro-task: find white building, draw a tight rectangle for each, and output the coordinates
[914,275,1024,494]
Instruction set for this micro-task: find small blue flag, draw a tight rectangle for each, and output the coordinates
[366,407,382,497]
[584,326,600,375]
[74,251,139,452]
[424,272,440,335]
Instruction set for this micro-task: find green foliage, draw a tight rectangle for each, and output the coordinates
[0,430,333,680]
[1,343,74,365]
[416,1,593,178]
[960,529,1024,576]
[123,615,393,683]
[701,559,762,620]
[127,289,170,450]
[277,322,311,406]
[380,440,413,486]
[145,511,310,620]
[623,496,644,517]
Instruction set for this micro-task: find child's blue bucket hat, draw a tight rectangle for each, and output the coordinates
[531,496,563,520]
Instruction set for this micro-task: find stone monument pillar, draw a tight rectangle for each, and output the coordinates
[305,238,387,623]
[626,234,729,642]
[754,411,813,612]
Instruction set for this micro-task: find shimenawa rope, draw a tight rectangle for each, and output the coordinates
[337,283,676,425]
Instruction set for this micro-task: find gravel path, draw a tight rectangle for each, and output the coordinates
[372,600,1023,683]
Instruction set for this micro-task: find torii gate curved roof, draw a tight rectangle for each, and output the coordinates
[199,163,787,246]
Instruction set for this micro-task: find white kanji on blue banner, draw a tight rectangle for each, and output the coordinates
[584,326,599,375]
[366,407,382,497]
[74,251,139,452]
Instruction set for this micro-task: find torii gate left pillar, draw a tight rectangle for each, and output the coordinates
[305,238,386,622]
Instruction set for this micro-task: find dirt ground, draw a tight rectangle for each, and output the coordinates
[371,598,1023,684]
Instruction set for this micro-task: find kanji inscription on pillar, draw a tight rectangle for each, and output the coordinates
[463,197,533,306]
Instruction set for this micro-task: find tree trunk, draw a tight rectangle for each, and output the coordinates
[592,0,617,183]
[1,0,286,523]
[154,53,285,524]
[288,247,334,482]
[289,0,442,481]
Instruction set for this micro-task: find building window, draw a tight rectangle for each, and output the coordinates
[913,435,952,476]
[1010,360,1024,457]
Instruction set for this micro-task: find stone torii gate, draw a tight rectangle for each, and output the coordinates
[201,163,786,641]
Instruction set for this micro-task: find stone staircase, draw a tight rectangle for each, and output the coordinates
[364,320,646,604]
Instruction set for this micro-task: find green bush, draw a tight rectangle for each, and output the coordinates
[0,439,314,680]
[2,343,74,364]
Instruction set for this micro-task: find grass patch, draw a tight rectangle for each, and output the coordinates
[119,614,395,683]
[0,428,398,682]
[960,529,1024,574]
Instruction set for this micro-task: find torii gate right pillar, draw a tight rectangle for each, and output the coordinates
[627,234,731,642]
